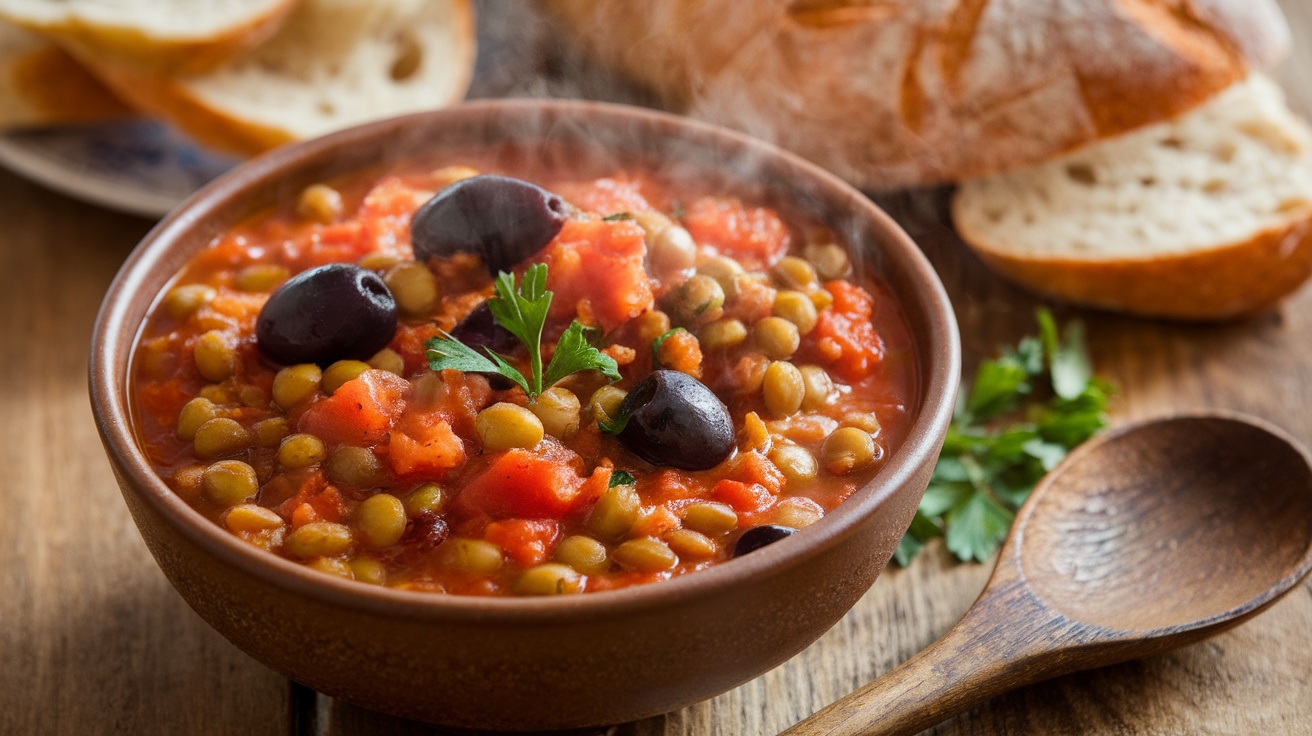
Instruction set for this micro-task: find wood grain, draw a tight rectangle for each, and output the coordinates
[4,0,1312,733]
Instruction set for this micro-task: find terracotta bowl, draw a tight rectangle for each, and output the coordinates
[89,100,960,731]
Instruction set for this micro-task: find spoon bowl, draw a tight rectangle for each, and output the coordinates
[788,412,1312,736]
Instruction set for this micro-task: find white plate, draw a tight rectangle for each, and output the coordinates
[0,120,240,218]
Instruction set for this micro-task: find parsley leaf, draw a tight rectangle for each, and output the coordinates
[895,308,1111,566]
[609,470,635,487]
[425,263,619,398]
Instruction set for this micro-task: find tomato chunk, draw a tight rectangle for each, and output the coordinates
[684,197,790,269]
[388,411,466,477]
[458,447,586,519]
[537,218,653,333]
[809,281,884,382]
[485,519,561,566]
[298,369,409,447]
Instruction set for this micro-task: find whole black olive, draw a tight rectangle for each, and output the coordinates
[732,525,798,558]
[256,263,397,366]
[613,370,734,471]
[410,175,569,275]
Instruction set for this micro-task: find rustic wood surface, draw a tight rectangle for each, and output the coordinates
[4,2,1312,734]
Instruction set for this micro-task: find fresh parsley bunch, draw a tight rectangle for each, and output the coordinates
[895,309,1112,566]
[425,263,620,397]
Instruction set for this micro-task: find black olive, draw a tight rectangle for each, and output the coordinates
[613,370,734,471]
[447,302,517,390]
[255,263,397,366]
[733,525,798,557]
[410,174,569,275]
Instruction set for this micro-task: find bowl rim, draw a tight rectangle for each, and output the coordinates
[89,98,960,623]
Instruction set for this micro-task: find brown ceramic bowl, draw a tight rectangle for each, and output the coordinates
[89,100,960,731]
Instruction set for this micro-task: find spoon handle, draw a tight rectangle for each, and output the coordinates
[783,578,1069,736]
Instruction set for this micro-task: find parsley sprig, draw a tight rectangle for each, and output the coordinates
[894,309,1112,566]
[424,263,621,398]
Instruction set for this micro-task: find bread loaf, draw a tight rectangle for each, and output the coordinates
[78,0,476,156]
[547,0,1291,190]
[0,20,130,127]
[951,75,1312,320]
[0,0,297,75]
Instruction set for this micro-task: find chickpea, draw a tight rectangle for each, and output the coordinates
[664,529,717,559]
[645,221,697,275]
[634,310,672,345]
[193,418,252,459]
[762,361,804,417]
[442,538,503,575]
[697,256,746,298]
[355,493,407,548]
[476,402,545,451]
[239,384,268,408]
[587,483,640,540]
[368,348,406,376]
[349,558,388,585]
[296,183,344,224]
[358,252,402,272]
[699,318,748,351]
[754,317,800,359]
[799,365,835,411]
[773,497,824,529]
[665,274,725,325]
[235,264,289,292]
[306,557,354,578]
[202,460,258,507]
[514,564,585,596]
[326,446,386,487]
[821,427,878,476]
[322,360,370,394]
[176,397,218,441]
[278,433,326,469]
[404,483,447,517]
[682,502,739,536]
[554,535,610,575]
[810,288,835,311]
[804,242,851,280]
[162,284,216,320]
[252,417,290,447]
[588,385,628,427]
[528,387,582,440]
[272,364,322,409]
[224,504,285,533]
[193,330,237,382]
[773,290,819,334]
[612,537,678,571]
[772,256,819,289]
[284,522,354,559]
[842,412,882,434]
[198,384,233,404]
[384,262,439,316]
[769,444,818,486]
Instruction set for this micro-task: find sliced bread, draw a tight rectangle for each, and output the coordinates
[0,0,297,74]
[79,0,476,156]
[951,75,1312,320]
[0,20,131,127]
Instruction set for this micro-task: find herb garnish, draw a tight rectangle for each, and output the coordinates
[609,470,635,488]
[424,263,621,398]
[894,309,1112,566]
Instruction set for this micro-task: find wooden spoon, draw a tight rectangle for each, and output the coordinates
[786,413,1312,736]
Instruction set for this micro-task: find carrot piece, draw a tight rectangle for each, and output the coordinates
[457,447,586,519]
[485,519,561,567]
[683,197,790,269]
[629,505,680,538]
[297,369,409,447]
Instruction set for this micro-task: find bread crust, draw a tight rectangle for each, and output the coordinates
[0,33,131,127]
[547,0,1290,190]
[951,198,1312,320]
[77,0,477,157]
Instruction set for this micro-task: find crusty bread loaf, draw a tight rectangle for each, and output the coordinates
[547,0,1291,190]
[0,20,130,127]
[951,75,1312,320]
[78,0,476,156]
[0,0,297,75]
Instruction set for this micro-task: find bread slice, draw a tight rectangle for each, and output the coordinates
[0,0,297,75]
[951,75,1312,320]
[547,0,1291,190]
[79,0,476,156]
[0,20,131,127]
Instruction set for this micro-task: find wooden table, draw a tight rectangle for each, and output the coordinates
[5,3,1312,734]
